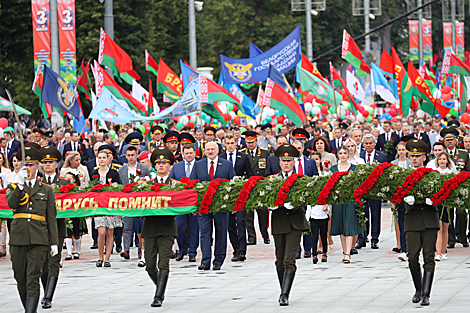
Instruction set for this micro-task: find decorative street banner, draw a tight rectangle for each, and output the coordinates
[31,0,51,74]
[0,190,198,219]
[220,25,301,84]
[57,0,77,84]
[423,20,432,62]
[443,22,453,52]
[456,22,465,60]
[409,20,419,62]
[153,77,200,119]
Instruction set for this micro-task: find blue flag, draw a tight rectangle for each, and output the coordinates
[41,65,80,118]
[249,42,263,58]
[217,75,260,119]
[268,65,294,96]
[73,96,89,134]
[373,64,399,100]
[180,60,199,89]
[89,87,145,123]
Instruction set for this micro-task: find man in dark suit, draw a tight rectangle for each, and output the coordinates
[411,122,431,149]
[266,136,288,176]
[192,142,235,270]
[231,127,247,150]
[357,134,387,249]
[220,133,254,262]
[239,131,271,245]
[3,126,20,161]
[329,128,344,155]
[169,144,199,262]
[62,131,89,164]
[377,121,399,162]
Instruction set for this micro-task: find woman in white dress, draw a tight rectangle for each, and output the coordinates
[344,138,365,165]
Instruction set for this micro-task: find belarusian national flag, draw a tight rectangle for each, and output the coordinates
[298,66,342,106]
[77,59,92,100]
[459,76,468,113]
[341,30,370,78]
[392,47,413,115]
[301,53,328,84]
[262,78,306,126]
[442,50,470,91]
[98,28,141,85]
[256,85,265,108]
[199,75,242,109]
[156,59,183,101]
[202,103,228,126]
[31,66,52,119]
[408,63,450,117]
[329,62,361,114]
[419,63,437,91]
[93,62,146,114]
[145,50,159,76]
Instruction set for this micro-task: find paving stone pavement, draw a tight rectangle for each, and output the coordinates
[1,206,469,312]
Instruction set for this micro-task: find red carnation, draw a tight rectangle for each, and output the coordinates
[136,170,142,175]
[92,175,99,179]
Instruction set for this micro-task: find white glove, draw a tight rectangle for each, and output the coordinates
[268,206,278,211]
[18,166,28,185]
[284,203,294,210]
[404,196,415,206]
[425,198,433,206]
[50,245,58,257]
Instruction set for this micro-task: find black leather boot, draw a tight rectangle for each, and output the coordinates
[40,274,47,305]
[410,270,422,303]
[25,296,39,313]
[149,272,159,286]
[279,271,295,306]
[42,276,58,309]
[421,271,434,306]
[277,271,284,289]
[151,274,169,307]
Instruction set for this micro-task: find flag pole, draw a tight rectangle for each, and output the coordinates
[79,119,88,137]
[5,89,25,168]
[333,88,338,122]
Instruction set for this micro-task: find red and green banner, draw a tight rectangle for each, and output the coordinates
[408,63,450,117]
[301,53,328,84]
[459,76,468,113]
[0,190,198,219]
[76,59,92,100]
[202,103,227,126]
[329,62,361,114]
[31,0,51,74]
[442,51,470,76]
[156,59,183,101]
[456,22,465,60]
[409,20,419,62]
[423,20,432,62]
[443,22,453,53]
[93,62,146,114]
[145,50,159,76]
[98,28,140,85]
[392,47,413,115]
[199,75,242,109]
[263,78,305,126]
[57,0,76,84]
[31,66,52,119]
[341,30,370,78]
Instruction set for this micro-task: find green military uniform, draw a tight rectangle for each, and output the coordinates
[441,127,470,247]
[147,125,164,153]
[6,147,58,311]
[270,144,309,307]
[142,146,178,307]
[404,139,439,306]
[240,134,270,243]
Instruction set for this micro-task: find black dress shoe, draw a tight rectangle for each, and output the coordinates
[447,244,455,249]
[350,248,358,255]
[231,254,239,262]
[238,252,246,261]
[295,253,301,259]
[175,253,184,261]
[198,263,210,270]
[247,240,256,245]
[462,242,469,247]
[116,246,122,253]
[90,243,98,249]
[365,238,369,243]
[170,251,178,259]
[264,238,270,244]
[304,251,312,258]
[355,241,366,249]
[188,255,196,262]
[312,256,318,264]
[371,243,379,249]
[213,264,221,270]
[392,247,401,253]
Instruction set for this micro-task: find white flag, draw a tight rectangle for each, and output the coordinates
[131,80,160,113]
[346,70,365,101]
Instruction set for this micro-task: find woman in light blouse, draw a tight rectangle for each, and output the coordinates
[344,138,365,165]
[312,136,337,171]
[60,151,90,187]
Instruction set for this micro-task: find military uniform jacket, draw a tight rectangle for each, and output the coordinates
[199,140,224,158]
[404,203,440,232]
[141,177,178,238]
[239,147,270,177]
[449,148,470,172]
[6,180,58,246]
[39,175,69,238]
[147,140,162,153]
[270,174,309,235]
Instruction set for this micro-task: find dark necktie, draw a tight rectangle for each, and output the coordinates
[251,150,255,158]
[209,161,214,180]
[47,176,52,185]
[229,153,233,166]
[185,162,191,177]
[450,150,454,158]
[367,153,371,164]
[285,173,289,179]
[28,181,32,190]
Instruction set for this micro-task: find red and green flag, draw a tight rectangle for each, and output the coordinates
[76,59,92,100]
[419,63,437,91]
[98,28,141,85]
[329,62,361,115]
[199,75,242,110]
[408,63,450,118]
[301,53,328,84]
[442,50,470,76]
[341,30,370,78]
[31,66,52,119]
[202,103,228,126]
[145,50,159,76]
[93,62,146,114]
[392,47,413,115]
[262,78,306,126]
[459,76,468,113]
[156,59,183,101]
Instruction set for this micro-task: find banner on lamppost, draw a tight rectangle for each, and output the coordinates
[57,0,77,83]
[422,20,432,62]
[443,22,453,53]
[409,20,419,62]
[456,22,465,60]
[31,0,51,74]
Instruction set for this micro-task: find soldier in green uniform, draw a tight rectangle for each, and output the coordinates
[447,119,465,149]
[239,131,271,245]
[199,126,223,158]
[147,125,164,153]
[403,139,440,306]
[6,146,59,312]
[440,127,470,248]
[142,146,178,307]
[39,146,69,309]
[269,144,309,306]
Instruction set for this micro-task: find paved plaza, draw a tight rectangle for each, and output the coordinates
[1,207,470,312]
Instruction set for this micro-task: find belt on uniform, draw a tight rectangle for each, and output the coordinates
[14,213,46,221]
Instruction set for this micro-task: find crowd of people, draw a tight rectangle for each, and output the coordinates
[1,111,470,310]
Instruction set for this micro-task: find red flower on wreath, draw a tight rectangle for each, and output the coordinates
[92,175,99,179]
[430,171,470,205]
[59,183,76,193]
[233,176,265,211]
[91,183,109,191]
[0,188,6,194]
[199,179,229,214]
[353,163,396,204]
[390,167,435,203]
[123,182,139,193]
[179,176,200,189]
[151,183,166,192]
[318,171,350,205]
[274,174,304,207]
